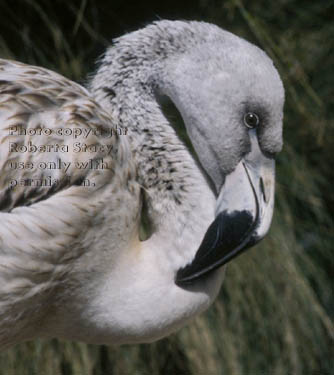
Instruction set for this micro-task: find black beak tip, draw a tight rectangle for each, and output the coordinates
[175,268,202,287]
[174,274,188,287]
[175,209,259,287]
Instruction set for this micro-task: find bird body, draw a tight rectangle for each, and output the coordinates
[0,21,284,349]
[0,57,219,349]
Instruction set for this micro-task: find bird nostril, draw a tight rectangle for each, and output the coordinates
[259,177,267,203]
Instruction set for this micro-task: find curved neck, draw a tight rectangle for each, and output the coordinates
[89,26,216,254]
[90,30,214,207]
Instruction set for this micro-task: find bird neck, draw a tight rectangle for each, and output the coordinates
[89,24,217,264]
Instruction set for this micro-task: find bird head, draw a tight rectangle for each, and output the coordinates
[153,22,285,285]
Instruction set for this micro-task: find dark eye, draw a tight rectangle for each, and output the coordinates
[244,112,260,129]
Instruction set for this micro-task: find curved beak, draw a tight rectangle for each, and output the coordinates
[175,131,275,286]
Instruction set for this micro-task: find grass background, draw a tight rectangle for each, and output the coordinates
[0,0,333,374]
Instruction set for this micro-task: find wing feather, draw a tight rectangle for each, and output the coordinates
[0,58,122,212]
[0,59,133,323]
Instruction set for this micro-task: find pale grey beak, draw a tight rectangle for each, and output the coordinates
[175,130,275,285]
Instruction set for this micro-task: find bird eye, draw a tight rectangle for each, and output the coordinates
[244,112,259,129]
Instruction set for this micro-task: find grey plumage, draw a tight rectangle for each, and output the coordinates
[0,20,284,349]
[90,20,284,191]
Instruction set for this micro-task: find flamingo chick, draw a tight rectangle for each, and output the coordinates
[0,20,284,349]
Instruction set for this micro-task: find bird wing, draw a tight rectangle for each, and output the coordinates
[0,58,122,212]
[0,59,127,299]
